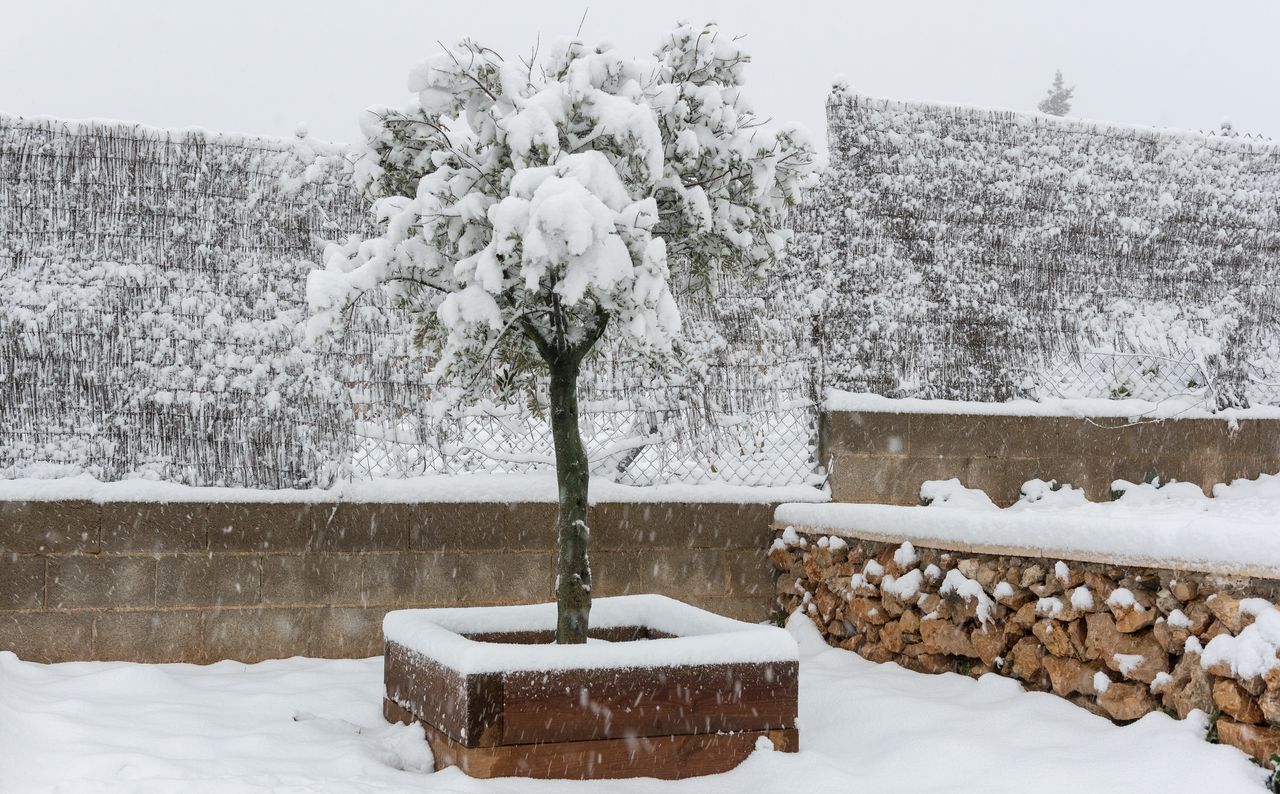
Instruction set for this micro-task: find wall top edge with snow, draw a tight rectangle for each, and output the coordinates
[825,390,1280,421]
[0,474,829,505]
[774,474,1280,577]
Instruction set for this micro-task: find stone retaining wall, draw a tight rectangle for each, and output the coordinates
[0,500,778,663]
[821,409,1280,505]
[772,527,1280,764]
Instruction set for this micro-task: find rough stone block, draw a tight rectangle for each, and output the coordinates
[94,610,205,662]
[0,611,94,662]
[100,502,207,553]
[0,555,45,609]
[1217,719,1280,764]
[156,554,262,607]
[47,556,156,609]
[0,500,99,554]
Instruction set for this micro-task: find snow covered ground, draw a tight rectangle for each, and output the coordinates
[0,615,1265,793]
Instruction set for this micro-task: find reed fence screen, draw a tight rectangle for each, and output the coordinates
[0,115,816,488]
[6,94,1280,490]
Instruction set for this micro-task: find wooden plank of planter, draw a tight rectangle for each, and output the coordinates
[386,698,798,780]
[384,642,504,746]
[499,660,798,744]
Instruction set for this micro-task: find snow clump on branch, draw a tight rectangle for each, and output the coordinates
[306,24,818,414]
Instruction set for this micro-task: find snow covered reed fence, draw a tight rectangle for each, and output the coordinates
[0,115,364,487]
[796,87,1280,409]
[0,114,817,488]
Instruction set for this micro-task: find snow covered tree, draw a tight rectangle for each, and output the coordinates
[307,23,817,643]
[1037,70,1074,116]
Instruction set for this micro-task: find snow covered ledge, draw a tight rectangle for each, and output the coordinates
[382,595,798,779]
[775,475,1280,578]
[770,479,1280,765]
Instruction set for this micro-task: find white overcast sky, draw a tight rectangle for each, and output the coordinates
[2,0,1277,148]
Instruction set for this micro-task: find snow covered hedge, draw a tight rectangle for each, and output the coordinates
[793,85,1280,407]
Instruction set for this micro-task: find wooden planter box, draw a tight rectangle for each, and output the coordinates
[382,595,799,779]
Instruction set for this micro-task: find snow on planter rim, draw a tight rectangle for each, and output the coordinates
[773,495,1280,577]
[382,594,798,675]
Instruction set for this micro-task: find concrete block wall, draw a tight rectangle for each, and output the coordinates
[821,410,1280,506]
[0,500,780,663]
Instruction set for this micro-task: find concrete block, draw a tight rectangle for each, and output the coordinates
[156,554,261,608]
[311,503,410,552]
[822,410,911,456]
[94,610,205,662]
[308,607,384,658]
[100,502,207,553]
[202,607,309,663]
[407,552,462,605]
[452,551,551,605]
[47,556,155,609]
[725,549,775,596]
[0,555,45,609]
[828,454,964,505]
[208,502,317,552]
[640,549,727,597]
[260,553,361,606]
[411,502,556,551]
[0,500,98,554]
[358,553,416,606]
[0,611,94,662]
[683,596,775,624]
[590,551,647,597]
[590,502,775,551]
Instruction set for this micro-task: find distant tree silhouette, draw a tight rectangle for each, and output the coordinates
[1037,70,1074,116]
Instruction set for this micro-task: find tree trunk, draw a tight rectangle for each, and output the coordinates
[549,355,592,644]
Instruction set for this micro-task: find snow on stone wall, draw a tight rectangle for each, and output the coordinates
[0,114,816,488]
[795,86,1280,406]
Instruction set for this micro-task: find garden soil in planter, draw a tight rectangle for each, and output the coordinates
[382,595,799,779]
